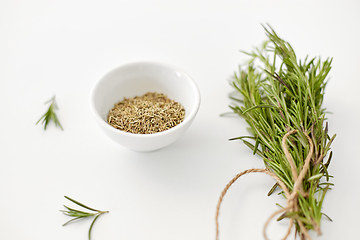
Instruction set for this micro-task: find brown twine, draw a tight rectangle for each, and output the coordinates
[215,130,314,240]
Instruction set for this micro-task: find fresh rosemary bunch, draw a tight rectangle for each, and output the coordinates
[36,95,63,130]
[61,196,109,240]
[218,26,335,240]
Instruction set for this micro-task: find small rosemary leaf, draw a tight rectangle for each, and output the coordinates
[324,134,336,153]
[252,126,276,153]
[44,96,55,104]
[229,96,244,103]
[240,50,256,57]
[267,182,278,196]
[264,70,291,92]
[322,212,333,222]
[318,186,330,209]
[307,173,324,182]
[243,140,265,158]
[324,151,333,169]
[320,162,330,182]
[63,205,92,214]
[53,113,64,130]
[319,182,334,187]
[229,136,256,141]
[64,196,99,212]
[242,140,255,151]
[253,137,260,155]
[276,212,286,221]
[324,122,328,136]
[41,113,49,128]
[229,105,244,116]
[59,210,73,217]
[36,113,47,125]
[275,203,284,208]
[62,216,85,226]
[232,81,243,94]
[242,104,277,115]
[219,112,237,117]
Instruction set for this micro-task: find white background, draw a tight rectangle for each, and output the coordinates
[1,0,359,240]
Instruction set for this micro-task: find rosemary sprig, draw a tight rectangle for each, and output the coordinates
[36,95,63,130]
[227,25,335,238]
[60,196,109,240]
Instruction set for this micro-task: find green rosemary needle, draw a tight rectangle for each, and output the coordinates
[60,196,109,240]
[224,25,335,239]
[36,95,63,130]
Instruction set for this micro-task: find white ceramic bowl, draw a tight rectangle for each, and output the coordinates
[90,61,201,152]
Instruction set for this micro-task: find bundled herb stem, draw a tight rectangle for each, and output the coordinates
[216,25,335,240]
[61,196,108,240]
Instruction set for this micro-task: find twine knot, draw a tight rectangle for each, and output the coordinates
[215,130,315,240]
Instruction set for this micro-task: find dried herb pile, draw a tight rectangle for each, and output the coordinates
[108,92,185,134]
[216,26,335,240]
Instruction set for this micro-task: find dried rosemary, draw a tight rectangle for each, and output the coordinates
[107,92,185,134]
[216,25,335,240]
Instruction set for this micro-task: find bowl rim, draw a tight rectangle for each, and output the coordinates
[89,61,201,138]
